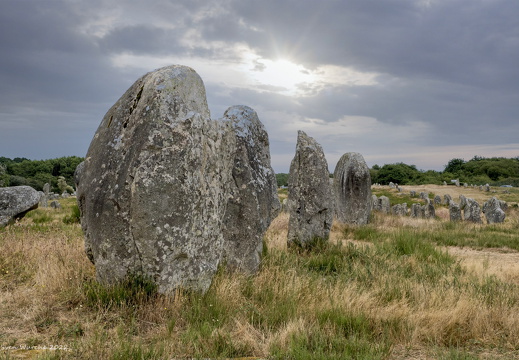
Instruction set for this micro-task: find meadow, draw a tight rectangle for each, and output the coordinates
[1,185,518,359]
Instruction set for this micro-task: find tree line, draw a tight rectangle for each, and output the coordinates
[2,155,518,191]
[0,156,84,192]
[276,156,519,187]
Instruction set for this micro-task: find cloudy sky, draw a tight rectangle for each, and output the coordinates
[1,0,518,172]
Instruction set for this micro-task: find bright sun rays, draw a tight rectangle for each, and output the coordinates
[247,58,316,95]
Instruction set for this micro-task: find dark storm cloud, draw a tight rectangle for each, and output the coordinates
[0,0,518,169]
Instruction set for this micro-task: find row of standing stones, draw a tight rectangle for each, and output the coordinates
[372,192,507,224]
[0,65,508,296]
[73,65,376,295]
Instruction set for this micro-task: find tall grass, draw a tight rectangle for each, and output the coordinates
[1,192,519,359]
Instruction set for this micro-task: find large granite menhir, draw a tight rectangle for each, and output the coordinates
[219,105,280,273]
[77,65,240,294]
[333,152,372,225]
[287,131,333,248]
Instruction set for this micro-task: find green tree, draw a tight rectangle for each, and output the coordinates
[276,173,289,187]
[444,158,465,174]
[373,163,420,185]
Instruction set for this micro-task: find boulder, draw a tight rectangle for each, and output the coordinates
[76,65,235,294]
[433,195,441,205]
[463,198,482,223]
[459,194,467,210]
[449,201,462,222]
[423,198,435,219]
[442,194,452,205]
[391,203,407,216]
[482,197,506,224]
[0,186,40,227]
[50,200,61,209]
[287,131,333,248]
[411,203,422,218]
[377,196,390,214]
[219,105,280,273]
[333,152,372,225]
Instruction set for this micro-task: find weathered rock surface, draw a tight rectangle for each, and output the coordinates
[463,198,482,223]
[0,186,40,227]
[219,105,280,273]
[449,201,462,221]
[287,131,333,247]
[411,203,422,218]
[423,198,435,219]
[333,152,372,225]
[377,196,390,214]
[434,195,441,205]
[76,65,236,294]
[443,194,452,205]
[391,203,407,216]
[482,197,506,224]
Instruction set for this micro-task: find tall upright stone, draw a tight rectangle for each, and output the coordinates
[463,198,482,224]
[333,152,372,225]
[482,197,506,224]
[449,201,462,222]
[76,65,235,294]
[219,105,280,273]
[287,131,333,248]
[377,196,390,214]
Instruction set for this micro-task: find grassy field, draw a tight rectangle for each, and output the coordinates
[1,185,518,359]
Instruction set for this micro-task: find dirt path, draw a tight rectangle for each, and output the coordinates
[445,246,519,284]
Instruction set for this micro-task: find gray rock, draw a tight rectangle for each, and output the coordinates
[434,195,441,205]
[443,194,452,205]
[410,190,417,198]
[449,202,462,221]
[372,195,378,209]
[424,198,435,219]
[485,184,490,192]
[287,131,333,248]
[482,197,506,224]
[219,105,280,273]
[377,196,390,214]
[463,198,482,223]
[333,152,372,225]
[389,182,395,189]
[443,181,447,186]
[411,203,422,218]
[50,200,61,209]
[76,65,235,295]
[74,161,84,189]
[391,203,407,216]
[459,194,467,210]
[419,192,429,200]
[0,186,40,227]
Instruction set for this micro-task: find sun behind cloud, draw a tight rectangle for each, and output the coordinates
[247,58,316,95]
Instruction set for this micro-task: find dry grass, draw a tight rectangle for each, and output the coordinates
[1,188,519,359]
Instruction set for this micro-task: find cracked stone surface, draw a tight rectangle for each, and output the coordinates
[76,65,235,294]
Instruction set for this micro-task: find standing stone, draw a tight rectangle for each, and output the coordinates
[485,184,490,192]
[389,182,395,189]
[287,131,333,248]
[0,186,41,227]
[372,195,378,210]
[219,105,280,273]
[391,203,407,216]
[443,181,447,186]
[333,152,372,225]
[76,65,235,294]
[459,194,467,210]
[449,202,462,221]
[39,183,50,208]
[411,203,422,218]
[410,190,417,198]
[482,197,506,224]
[455,179,460,187]
[433,195,441,205]
[419,192,429,200]
[463,198,482,223]
[377,196,390,214]
[443,194,452,205]
[424,198,435,219]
